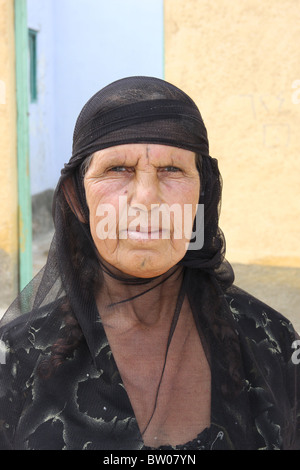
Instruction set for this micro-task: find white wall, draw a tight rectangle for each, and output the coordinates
[27,0,164,195]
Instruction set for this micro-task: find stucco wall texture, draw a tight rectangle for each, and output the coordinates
[0,0,18,307]
[164,0,300,267]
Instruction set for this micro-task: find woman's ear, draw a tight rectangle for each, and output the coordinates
[62,176,87,223]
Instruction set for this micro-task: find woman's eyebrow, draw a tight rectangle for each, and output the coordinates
[94,154,129,167]
[93,151,189,170]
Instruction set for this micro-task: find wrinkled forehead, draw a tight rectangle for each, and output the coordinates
[85,143,198,170]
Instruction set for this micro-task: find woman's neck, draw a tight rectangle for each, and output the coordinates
[95,261,184,329]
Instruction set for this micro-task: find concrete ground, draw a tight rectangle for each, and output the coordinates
[1,230,300,334]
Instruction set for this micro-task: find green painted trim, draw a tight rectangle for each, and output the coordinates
[28,29,38,103]
[14,0,32,291]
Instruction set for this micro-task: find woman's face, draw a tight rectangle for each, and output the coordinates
[84,143,200,278]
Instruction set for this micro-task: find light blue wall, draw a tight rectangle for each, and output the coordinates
[27,0,164,195]
[27,0,56,195]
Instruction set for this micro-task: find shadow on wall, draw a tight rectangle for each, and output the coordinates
[32,189,55,275]
[32,189,55,237]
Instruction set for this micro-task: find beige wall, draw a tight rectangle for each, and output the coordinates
[164,0,300,267]
[0,0,18,307]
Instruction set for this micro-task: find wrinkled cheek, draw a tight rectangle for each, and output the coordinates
[183,206,199,243]
[92,233,119,259]
[89,208,120,257]
[170,238,190,261]
[95,213,118,242]
[168,206,197,244]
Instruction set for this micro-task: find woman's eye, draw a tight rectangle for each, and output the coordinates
[161,166,181,173]
[108,166,129,173]
[105,165,182,174]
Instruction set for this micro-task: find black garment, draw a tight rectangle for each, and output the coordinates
[0,280,299,450]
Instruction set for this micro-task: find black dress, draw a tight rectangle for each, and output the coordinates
[0,284,299,450]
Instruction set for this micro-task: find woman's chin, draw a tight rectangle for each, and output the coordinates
[117,262,170,279]
[114,253,178,279]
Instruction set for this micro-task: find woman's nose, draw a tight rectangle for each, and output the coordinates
[129,170,161,210]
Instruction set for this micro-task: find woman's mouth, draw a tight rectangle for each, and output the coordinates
[120,227,170,240]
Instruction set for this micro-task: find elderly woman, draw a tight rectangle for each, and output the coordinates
[0,76,299,450]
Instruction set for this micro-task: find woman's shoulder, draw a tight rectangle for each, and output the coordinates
[224,284,299,359]
[0,298,66,361]
[225,284,294,324]
[224,284,291,323]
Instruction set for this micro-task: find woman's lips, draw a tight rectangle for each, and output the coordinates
[120,228,170,240]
